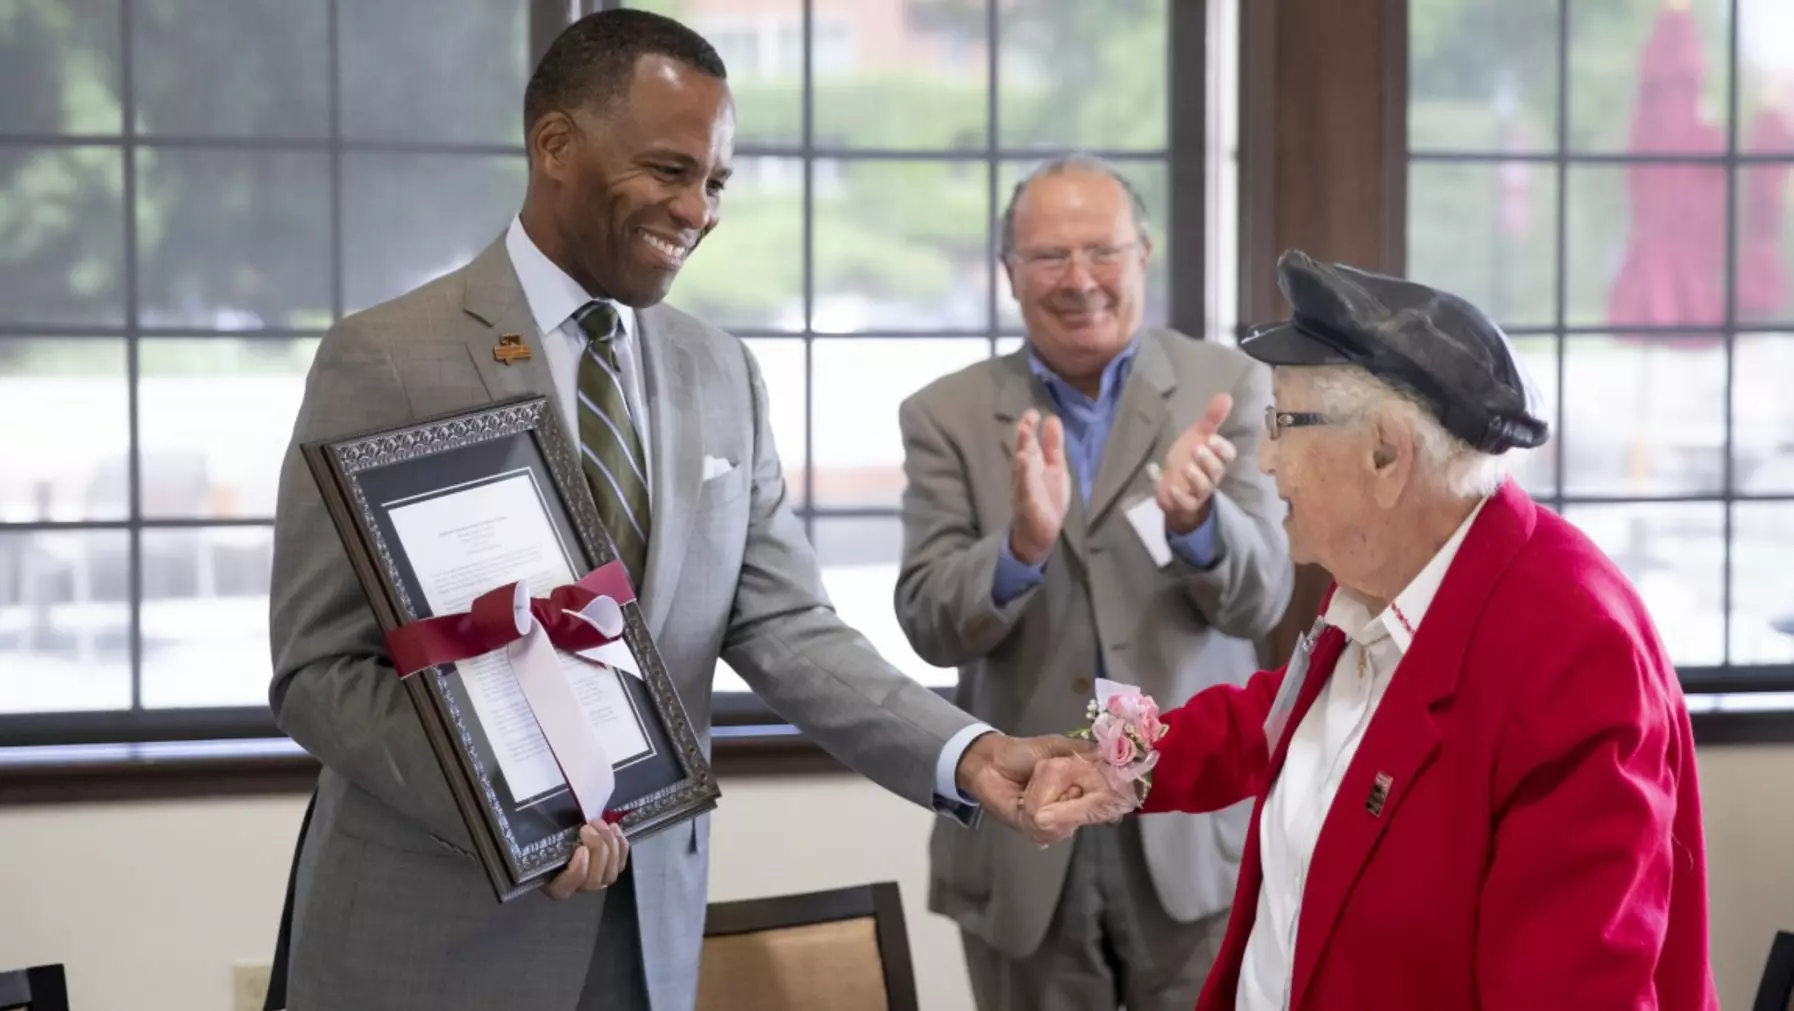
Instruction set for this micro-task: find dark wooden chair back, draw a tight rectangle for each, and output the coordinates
[696,882,918,1011]
[0,964,69,1011]
[1754,930,1794,1011]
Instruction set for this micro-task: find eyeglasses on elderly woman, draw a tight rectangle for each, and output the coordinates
[1262,405,1335,440]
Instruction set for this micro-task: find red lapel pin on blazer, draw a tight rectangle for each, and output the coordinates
[494,333,532,365]
[1366,771,1394,817]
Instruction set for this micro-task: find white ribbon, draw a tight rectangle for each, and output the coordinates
[501,583,628,823]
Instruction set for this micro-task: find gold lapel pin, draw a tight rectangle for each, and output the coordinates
[1366,771,1393,817]
[494,333,532,365]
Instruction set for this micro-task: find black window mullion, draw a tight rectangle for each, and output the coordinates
[1409,149,1785,165]
[1720,0,1741,667]
[986,0,1000,360]
[1165,0,1206,338]
[328,0,345,324]
[120,0,143,714]
[1549,0,1569,516]
[800,0,816,541]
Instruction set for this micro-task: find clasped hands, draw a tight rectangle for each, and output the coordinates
[956,733,1148,845]
[1009,391,1237,565]
[540,729,1139,899]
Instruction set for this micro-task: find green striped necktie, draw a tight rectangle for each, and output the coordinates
[573,300,651,583]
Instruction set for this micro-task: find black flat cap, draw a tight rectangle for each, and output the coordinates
[1241,250,1549,454]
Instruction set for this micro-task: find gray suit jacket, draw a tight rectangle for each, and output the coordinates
[268,235,980,1011]
[894,329,1294,958]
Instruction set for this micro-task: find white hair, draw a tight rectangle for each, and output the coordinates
[1303,366,1514,500]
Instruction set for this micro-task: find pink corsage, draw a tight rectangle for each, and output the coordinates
[1066,678,1168,801]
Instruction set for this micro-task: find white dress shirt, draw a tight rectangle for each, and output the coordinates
[504,217,653,497]
[502,217,988,806]
[1236,495,1490,1011]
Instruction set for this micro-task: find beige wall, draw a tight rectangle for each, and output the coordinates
[1,748,1790,1011]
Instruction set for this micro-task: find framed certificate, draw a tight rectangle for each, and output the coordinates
[303,394,719,902]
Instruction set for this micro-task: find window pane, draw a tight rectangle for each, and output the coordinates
[0,145,126,327]
[1565,163,1727,329]
[137,338,318,520]
[812,0,988,151]
[1743,0,1794,147]
[741,337,807,509]
[0,339,129,523]
[995,335,1023,356]
[1733,501,1794,665]
[1563,502,1723,668]
[1508,335,1559,498]
[1735,335,1794,494]
[815,516,954,687]
[811,338,990,508]
[998,0,1167,151]
[996,157,1169,332]
[1735,159,1794,326]
[1407,160,1557,328]
[627,0,801,146]
[1740,0,1794,155]
[1562,337,1724,497]
[136,148,332,330]
[1567,0,1730,153]
[0,0,122,136]
[0,529,133,713]
[141,524,272,708]
[1409,0,1558,152]
[662,157,803,331]
[341,153,524,315]
[131,0,328,139]
[338,0,529,146]
[813,160,989,332]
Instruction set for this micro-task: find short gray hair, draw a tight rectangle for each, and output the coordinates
[998,153,1152,258]
[1304,365,1513,500]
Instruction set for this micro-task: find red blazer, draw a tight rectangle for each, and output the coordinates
[1142,481,1716,1011]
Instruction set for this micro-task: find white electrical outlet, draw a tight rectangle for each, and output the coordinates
[233,961,273,1011]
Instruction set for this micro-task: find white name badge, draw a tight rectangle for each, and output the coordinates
[1123,495,1175,568]
[1263,616,1329,752]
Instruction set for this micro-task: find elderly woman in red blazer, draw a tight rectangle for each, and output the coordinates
[1028,250,1717,1011]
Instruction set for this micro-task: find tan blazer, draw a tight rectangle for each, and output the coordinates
[894,328,1294,958]
[268,235,980,1011]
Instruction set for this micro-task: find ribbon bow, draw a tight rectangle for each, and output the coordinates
[384,561,639,823]
[386,563,636,678]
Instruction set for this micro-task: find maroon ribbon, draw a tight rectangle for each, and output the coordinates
[386,560,639,825]
[385,560,637,679]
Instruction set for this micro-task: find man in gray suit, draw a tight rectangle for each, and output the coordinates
[894,156,1295,1011]
[268,11,1080,1011]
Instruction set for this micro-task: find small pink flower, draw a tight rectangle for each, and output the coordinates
[1138,699,1163,743]
[1107,691,1142,723]
[1102,728,1137,766]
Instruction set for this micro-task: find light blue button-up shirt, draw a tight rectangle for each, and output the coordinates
[993,340,1218,607]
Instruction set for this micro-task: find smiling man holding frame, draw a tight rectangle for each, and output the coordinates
[266,10,1085,1011]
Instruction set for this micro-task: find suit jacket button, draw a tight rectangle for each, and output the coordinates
[1071,676,1092,695]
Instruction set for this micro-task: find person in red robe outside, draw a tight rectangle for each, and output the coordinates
[1026,251,1719,1011]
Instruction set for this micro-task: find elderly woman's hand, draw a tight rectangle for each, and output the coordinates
[1022,755,1141,836]
[1157,392,1238,534]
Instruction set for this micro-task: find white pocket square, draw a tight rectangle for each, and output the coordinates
[701,454,736,481]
